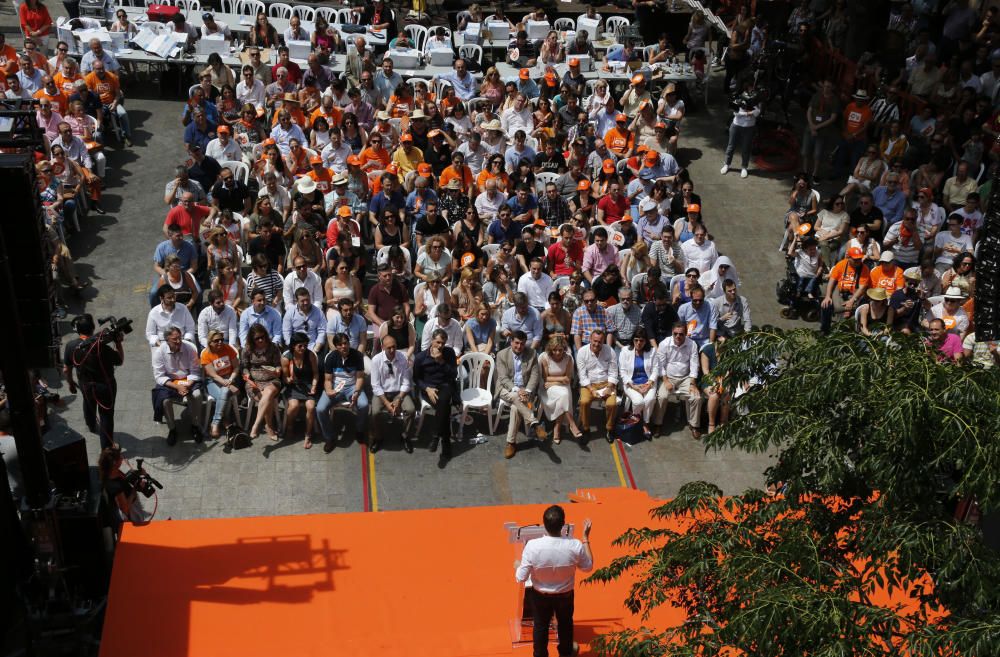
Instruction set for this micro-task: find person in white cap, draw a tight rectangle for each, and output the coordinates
[925,286,969,335]
[636,196,668,246]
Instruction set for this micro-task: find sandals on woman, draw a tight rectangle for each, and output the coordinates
[303,436,313,449]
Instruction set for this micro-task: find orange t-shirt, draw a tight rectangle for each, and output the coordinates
[53,71,83,97]
[476,169,510,193]
[842,102,873,140]
[359,146,390,172]
[84,70,120,105]
[35,87,67,115]
[439,164,474,192]
[603,127,634,157]
[200,344,239,377]
[310,106,342,129]
[829,259,871,294]
[307,167,333,194]
[869,264,904,295]
[0,44,19,75]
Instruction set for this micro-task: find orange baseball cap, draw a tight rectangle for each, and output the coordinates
[533,218,547,226]
[631,73,644,85]
[643,151,659,166]
[400,133,413,143]
[615,113,628,122]
[797,222,812,236]
[577,179,591,191]
[601,159,615,174]
[309,154,323,165]
[386,163,400,174]
[655,121,667,129]
[217,125,230,134]
[519,68,530,80]
[263,138,276,146]
[847,246,864,259]
[635,144,649,154]
[544,72,557,86]
[568,57,580,67]
[687,203,701,214]
[337,205,352,218]
[346,154,361,166]
[417,163,433,176]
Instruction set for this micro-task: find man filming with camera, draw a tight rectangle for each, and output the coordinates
[64,314,125,450]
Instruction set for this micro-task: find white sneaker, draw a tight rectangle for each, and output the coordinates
[720,164,729,175]
[740,168,749,178]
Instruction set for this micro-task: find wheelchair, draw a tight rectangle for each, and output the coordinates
[777,256,821,322]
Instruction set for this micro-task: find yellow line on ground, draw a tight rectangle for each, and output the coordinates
[368,450,379,512]
[609,441,628,488]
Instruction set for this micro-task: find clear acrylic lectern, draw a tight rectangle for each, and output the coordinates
[504,521,576,646]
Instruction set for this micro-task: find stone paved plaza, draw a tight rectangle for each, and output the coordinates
[2,10,804,519]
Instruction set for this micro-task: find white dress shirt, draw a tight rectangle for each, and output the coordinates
[576,343,619,387]
[370,350,413,398]
[206,137,242,163]
[321,140,352,173]
[151,340,201,386]
[420,317,466,352]
[146,303,196,347]
[237,78,266,109]
[681,239,719,275]
[474,189,507,221]
[197,304,239,347]
[517,271,554,310]
[654,336,699,379]
[501,106,533,137]
[282,270,324,313]
[515,535,593,594]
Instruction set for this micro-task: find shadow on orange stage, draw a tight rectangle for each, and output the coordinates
[99,488,685,657]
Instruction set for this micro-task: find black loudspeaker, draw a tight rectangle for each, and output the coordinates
[976,161,1000,341]
[43,430,90,493]
[0,153,57,368]
[54,467,111,598]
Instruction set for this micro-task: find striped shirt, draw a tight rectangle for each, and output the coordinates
[245,271,284,305]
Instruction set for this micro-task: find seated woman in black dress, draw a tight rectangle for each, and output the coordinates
[281,332,320,448]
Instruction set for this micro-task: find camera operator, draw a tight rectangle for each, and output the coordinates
[720,80,761,180]
[98,446,152,527]
[64,314,124,449]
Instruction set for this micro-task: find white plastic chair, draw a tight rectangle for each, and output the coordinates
[404,23,428,51]
[553,275,570,290]
[315,6,337,24]
[177,0,199,12]
[606,16,628,38]
[268,2,291,18]
[293,5,315,22]
[218,0,237,12]
[335,7,356,24]
[458,43,482,65]
[407,77,432,93]
[534,171,559,194]
[554,17,574,31]
[239,0,265,18]
[457,352,495,439]
[221,160,250,185]
[523,135,538,151]
[481,243,501,259]
[669,273,685,297]
[435,78,453,100]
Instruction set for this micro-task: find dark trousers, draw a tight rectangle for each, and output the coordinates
[531,589,575,657]
[421,383,456,454]
[81,380,116,449]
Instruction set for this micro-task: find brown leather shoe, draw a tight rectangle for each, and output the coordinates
[504,442,517,459]
[531,420,547,441]
[689,425,702,440]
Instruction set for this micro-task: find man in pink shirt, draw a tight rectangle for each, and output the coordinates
[546,224,585,277]
[581,226,619,282]
[925,318,963,363]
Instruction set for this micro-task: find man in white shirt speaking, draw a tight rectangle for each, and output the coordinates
[515,505,594,657]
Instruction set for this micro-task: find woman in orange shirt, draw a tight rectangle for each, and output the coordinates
[387,83,415,119]
[476,154,510,194]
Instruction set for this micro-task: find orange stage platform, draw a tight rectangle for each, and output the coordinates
[99,488,683,657]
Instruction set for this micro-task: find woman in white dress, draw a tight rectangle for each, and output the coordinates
[618,327,658,427]
[538,336,583,444]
